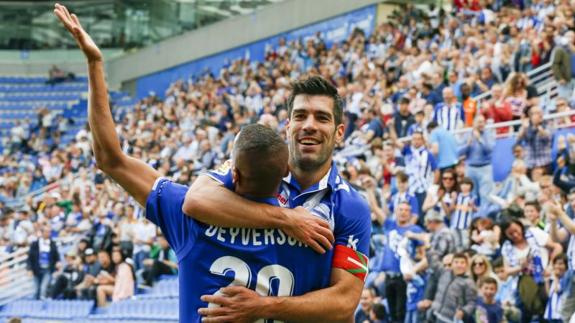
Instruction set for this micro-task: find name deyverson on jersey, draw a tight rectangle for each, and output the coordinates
[204,226,308,248]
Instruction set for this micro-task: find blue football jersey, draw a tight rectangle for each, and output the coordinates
[145,161,371,322]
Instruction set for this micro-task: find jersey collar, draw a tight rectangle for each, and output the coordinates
[282,162,339,197]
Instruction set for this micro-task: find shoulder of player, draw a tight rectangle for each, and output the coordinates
[152,177,189,197]
[330,179,370,217]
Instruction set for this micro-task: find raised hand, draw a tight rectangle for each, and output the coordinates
[54,3,102,62]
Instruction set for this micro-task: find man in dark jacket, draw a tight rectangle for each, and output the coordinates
[27,225,60,300]
[417,252,477,322]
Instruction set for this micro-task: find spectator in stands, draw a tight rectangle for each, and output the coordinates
[470,217,500,257]
[403,131,438,219]
[433,87,464,132]
[470,254,497,287]
[87,210,113,253]
[46,65,75,86]
[362,108,385,143]
[133,218,156,271]
[422,168,459,221]
[516,106,553,176]
[389,97,415,140]
[427,121,459,173]
[475,277,504,323]
[50,250,84,299]
[544,254,568,322]
[482,84,513,135]
[116,205,137,258]
[547,202,575,321]
[460,83,478,127]
[380,141,405,189]
[552,32,574,100]
[424,209,455,271]
[355,287,378,323]
[459,114,495,214]
[477,67,499,94]
[418,252,477,322]
[389,172,419,221]
[500,217,562,321]
[96,247,134,307]
[27,225,60,300]
[503,73,530,122]
[374,201,424,323]
[142,234,177,286]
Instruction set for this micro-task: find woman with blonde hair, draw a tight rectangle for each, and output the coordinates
[470,254,498,287]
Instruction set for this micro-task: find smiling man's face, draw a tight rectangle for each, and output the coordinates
[287,95,344,172]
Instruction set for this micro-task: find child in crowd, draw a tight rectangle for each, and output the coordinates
[389,172,420,221]
[493,258,521,322]
[544,254,569,323]
[475,276,504,323]
[450,177,477,250]
[470,217,500,257]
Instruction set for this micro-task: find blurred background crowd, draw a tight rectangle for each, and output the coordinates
[3,0,575,322]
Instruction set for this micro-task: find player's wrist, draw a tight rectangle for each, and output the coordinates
[277,207,295,231]
[257,296,280,318]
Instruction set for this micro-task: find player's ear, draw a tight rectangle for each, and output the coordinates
[231,166,240,185]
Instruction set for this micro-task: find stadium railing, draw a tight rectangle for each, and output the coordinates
[473,61,556,105]
[0,246,35,306]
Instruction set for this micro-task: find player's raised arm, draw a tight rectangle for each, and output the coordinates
[183,175,334,254]
[54,4,160,206]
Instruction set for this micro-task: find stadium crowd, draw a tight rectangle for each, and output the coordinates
[3,0,575,322]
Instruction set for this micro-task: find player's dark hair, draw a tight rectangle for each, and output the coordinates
[233,124,288,197]
[287,76,343,125]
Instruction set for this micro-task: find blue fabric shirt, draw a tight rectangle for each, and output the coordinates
[376,220,424,273]
[459,130,495,167]
[146,162,372,322]
[429,128,459,168]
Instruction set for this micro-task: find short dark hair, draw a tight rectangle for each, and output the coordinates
[233,124,288,196]
[427,121,439,131]
[399,97,411,105]
[396,171,409,183]
[491,257,504,269]
[524,200,541,212]
[452,252,468,263]
[553,253,568,266]
[460,177,474,190]
[287,76,343,125]
[479,276,498,288]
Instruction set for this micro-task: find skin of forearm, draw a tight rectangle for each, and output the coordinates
[558,211,575,235]
[258,276,358,323]
[183,176,287,228]
[87,61,123,168]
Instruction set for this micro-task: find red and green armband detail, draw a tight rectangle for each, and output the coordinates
[332,244,369,281]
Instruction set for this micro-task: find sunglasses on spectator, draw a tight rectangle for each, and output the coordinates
[473,262,485,266]
[442,177,454,181]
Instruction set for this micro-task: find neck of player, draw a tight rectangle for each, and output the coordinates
[290,159,332,192]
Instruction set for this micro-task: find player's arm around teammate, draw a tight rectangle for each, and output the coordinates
[184,175,334,254]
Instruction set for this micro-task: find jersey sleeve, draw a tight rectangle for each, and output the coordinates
[331,190,372,281]
[205,160,235,190]
[145,177,198,259]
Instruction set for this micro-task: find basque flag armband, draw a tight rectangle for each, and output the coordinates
[332,244,369,281]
